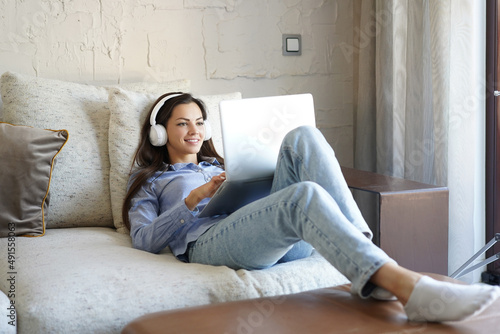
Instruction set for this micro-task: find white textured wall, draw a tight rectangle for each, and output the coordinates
[0,0,355,166]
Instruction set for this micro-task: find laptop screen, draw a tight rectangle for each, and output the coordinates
[219,93,316,182]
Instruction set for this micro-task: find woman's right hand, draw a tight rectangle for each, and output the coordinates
[184,172,226,211]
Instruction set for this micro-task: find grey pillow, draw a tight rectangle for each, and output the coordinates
[0,123,68,237]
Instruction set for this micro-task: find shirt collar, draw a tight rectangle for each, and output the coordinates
[200,156,221,165]
[166,156,221,171]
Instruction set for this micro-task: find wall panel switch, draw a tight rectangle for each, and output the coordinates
[282,34,301,56]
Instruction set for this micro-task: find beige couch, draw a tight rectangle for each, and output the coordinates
[0,72,348,334]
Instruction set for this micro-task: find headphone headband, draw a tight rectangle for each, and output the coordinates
[148,93,212,146]
[149,93,183,127]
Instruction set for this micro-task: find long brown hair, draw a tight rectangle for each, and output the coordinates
[122,92,224,230]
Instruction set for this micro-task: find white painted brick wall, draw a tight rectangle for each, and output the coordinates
[0,0,354,166]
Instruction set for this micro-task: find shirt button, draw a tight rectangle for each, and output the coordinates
[180,219,185,224]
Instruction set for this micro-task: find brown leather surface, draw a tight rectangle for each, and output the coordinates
[122,274,499,334]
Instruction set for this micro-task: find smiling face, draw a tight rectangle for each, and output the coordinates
[165,102,206,164]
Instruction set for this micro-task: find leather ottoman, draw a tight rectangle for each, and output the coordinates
[122,274,499,333]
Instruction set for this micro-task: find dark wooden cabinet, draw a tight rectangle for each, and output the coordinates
[342,167,449,275]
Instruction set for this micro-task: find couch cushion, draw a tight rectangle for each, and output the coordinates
[0,72,190,229]
[0,227,347,334]
[108,88,241,233]
[0,123,68,237]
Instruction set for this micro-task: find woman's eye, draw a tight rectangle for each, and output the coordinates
[197,122,204,126]
[177,122,187,126]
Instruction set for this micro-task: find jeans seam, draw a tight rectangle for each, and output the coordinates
[280,146,315,183]
[300,206,360,277]
[279,147,378,290]
[192,202,281,269]
[194,198,311,270]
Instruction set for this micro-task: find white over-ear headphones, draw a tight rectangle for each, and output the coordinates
[149,94,212,146]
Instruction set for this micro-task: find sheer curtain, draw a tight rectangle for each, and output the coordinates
[353,0,486,281]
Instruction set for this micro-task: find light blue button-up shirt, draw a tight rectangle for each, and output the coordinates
[127,158,227,260]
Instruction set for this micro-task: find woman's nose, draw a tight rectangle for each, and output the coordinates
[188,123,200,134]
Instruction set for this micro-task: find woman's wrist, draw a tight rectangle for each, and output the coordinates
[184,191,201,211]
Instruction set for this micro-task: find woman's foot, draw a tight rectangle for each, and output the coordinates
[404,276,500,322]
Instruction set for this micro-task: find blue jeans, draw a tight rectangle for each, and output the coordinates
[189,126,394,297]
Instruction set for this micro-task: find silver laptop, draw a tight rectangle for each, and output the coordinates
[199,93,316,217]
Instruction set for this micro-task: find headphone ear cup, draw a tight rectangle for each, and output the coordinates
[149,124,168,146]
[204,119,212,141]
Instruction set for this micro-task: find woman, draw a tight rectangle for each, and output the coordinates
[123,92,499,323]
